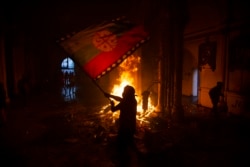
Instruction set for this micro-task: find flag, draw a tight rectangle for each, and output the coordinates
[58,17,149,80]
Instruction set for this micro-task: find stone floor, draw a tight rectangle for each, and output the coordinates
[1,92,250,167]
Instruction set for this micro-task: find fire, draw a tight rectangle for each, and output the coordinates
[100,55,156,125]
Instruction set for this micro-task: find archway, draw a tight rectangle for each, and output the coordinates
[61,57,76,101]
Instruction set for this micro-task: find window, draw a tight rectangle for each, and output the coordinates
[61,57,76,101]
[61,57,75,74]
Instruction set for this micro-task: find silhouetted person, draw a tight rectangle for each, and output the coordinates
[0,82,7,125]
[104,85,137,166]
[209,82,223,116]
[142,90,150,112]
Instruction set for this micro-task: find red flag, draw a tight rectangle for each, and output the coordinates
[58,17,149,80]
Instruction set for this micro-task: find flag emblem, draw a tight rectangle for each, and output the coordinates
[93,30,117,52]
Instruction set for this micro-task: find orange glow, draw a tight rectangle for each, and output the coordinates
[100,55,156,125]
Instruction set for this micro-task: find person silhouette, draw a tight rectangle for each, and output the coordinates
[209,82,224,116]
[142,90,150,112]
[104,85,138,166]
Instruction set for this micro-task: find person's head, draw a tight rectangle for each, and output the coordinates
[122,85,135,98]
[216,82,223,89]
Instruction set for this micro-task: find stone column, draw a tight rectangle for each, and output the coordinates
[171,0,188,121]
[160,0,188,121]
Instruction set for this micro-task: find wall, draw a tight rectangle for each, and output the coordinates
[184,0,250,114]
[184,34,225,108]
[183,40,199,96]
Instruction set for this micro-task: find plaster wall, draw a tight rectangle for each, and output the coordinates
[184,34,225,108]
[183,40,199,96]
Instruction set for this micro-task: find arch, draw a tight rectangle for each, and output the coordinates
[61,57,75,74]
[60,57,76,101]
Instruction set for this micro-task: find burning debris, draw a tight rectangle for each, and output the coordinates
[62,54,178,154]
[100,54,157,124]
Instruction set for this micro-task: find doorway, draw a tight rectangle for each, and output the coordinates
[192,68,198,103]
[61,57,76,101]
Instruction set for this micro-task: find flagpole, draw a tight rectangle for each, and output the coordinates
[91,79,113,102]
[91,79,105,94]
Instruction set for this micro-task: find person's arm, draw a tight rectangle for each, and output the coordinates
[109,94,123,101]
[110,100,121,112]
[104,92,122,101]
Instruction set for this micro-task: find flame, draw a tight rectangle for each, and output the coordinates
[100,55,156,126]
